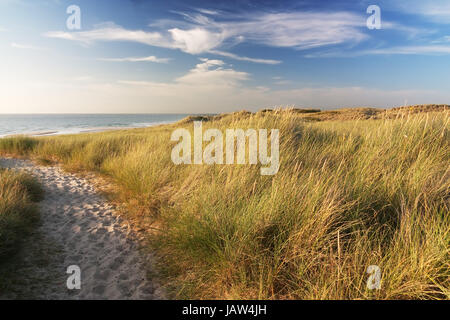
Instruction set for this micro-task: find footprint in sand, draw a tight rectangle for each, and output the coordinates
[0,158,163,300]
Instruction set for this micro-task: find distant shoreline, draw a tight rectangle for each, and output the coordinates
[0,124,165,138]
[4,123,173,138]
[0,113,199,138]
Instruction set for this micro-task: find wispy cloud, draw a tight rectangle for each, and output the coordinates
[10,42,43,50]
[195,8,220,16]
[98,56,171,63]
[43,10,369,64]
[431,36,450,44]
[210,51,281,65]
[381,21,436,39]
[271,76,292,85]
[44,22,165,46]
[364,45,450,55]
[42,7,447,64]
[306,45,450,57]
[166,10,369,51]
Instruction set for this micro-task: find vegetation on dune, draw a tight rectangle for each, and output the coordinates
[0,106,448,299]
[0,167,43,294]
[177,104,449,123]
[0,169,43,260]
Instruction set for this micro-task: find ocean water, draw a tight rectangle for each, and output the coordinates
[0,114,191,137]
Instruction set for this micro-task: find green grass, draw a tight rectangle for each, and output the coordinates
[0,107,448,300]
[0,137,38,156]
[0,168,43,260]
[0,168,43,294]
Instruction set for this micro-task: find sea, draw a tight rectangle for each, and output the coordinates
[0,114,192,137]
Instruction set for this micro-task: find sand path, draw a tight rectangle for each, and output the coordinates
[0,158,163,300]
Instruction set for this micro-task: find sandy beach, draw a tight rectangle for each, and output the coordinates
[0,158,163,300]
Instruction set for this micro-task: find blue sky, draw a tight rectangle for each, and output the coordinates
[0,0,449,113]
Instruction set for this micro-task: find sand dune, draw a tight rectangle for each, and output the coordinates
[0,158,163,300]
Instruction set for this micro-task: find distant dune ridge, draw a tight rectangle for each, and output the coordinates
[177,104,449,124]
[0,104,448,300]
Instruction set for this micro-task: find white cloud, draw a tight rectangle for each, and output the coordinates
[175,58,248,86]
[381,21,435,38]
[98,56,170,63]
[307,45,450,57]
[168,27,225,54]
[210,50,281,65]
[364,45,450,55]
[230,12,367,50]
[10,42,43,50]
[44,23,166,46]
[166,10,369,51]
[196,8,220,16]
[120,58,248,88]
[431,36,450,44]
[270,76,291,85]
[43,10,369,64]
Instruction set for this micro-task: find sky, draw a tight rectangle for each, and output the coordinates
[0,0,449,113]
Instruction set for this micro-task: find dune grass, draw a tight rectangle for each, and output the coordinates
[0,167,43,294]
[0,107,448,299]
[0,168,43,260]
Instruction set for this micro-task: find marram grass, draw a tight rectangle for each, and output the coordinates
[0,108,448,300]
[0,169,43,260]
